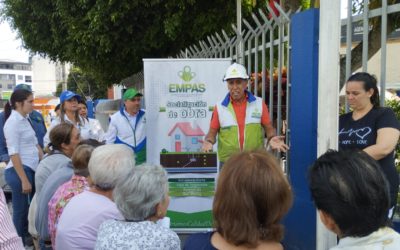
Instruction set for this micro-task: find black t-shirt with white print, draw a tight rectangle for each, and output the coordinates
[339,107,400,207]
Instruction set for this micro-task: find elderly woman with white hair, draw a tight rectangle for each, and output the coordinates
[95,164,180,250]
[55,144,135,250]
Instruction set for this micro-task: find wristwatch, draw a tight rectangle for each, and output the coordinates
[206,139,214,145]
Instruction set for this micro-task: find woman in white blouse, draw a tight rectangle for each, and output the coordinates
[44,90,97,147]
[3,88,43,245]
[78,99,105,142]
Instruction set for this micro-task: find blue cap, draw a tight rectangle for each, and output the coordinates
[60,90,81,103]
[14,84,32,92]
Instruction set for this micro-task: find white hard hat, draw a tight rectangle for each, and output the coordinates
[223,63,249,81]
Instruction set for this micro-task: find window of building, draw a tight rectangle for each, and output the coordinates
[14,64,31,71]
[7,84,13,90]
[18,75,23,80]
[192,137,198,144]
[25,75,32,82]
[0,74,15,80]
[0,64,12,69]
[0,84,2,88]
[175,134,180,140]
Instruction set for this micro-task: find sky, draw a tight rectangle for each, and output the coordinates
[0,1,349,63]
[0,19,30,62]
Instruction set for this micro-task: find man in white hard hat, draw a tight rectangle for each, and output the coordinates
[201,63,288,163]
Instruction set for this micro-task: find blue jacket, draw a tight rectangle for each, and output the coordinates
[0,110,47,162]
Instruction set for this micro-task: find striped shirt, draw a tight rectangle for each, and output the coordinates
[0,187,24,249]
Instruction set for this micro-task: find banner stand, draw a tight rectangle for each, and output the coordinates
[144,58,231,231]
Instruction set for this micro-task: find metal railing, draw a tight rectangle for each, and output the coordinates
[119,70,144,94]
[176,2,297,139]
[342,0,400,107]
[175,2,299,175]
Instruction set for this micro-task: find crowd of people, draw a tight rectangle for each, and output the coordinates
[0,63,399,250]
[0,83,148,249]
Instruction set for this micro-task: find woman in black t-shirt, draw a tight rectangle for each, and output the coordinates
[339,72,400,212]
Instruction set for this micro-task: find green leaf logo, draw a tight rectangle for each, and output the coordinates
[178,66,196,82]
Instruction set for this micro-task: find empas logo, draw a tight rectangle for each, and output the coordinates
[169,66,206,93]
[231,68,238,76]
[169,83,206,93]
[251,108,261,118]
[178,66,195,82]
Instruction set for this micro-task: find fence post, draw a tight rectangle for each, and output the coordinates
[285,8,319,250]
[237,0,244,64]
[380,0,388,106]
[318,0,341,249]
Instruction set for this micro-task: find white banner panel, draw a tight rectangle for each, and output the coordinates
[143,59,231,229]
[144,59,230,164]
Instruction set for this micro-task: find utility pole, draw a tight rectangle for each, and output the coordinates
[237,0,244,64]
[61,63,67,91]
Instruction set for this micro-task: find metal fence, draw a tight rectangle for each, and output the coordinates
[175,2,297,174]
[342,0,400,107]
[176,2,296,140]
[120,71,145,94]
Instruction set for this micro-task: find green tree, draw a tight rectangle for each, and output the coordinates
[2,0,398,89]
[65,67,107,100]
[55,82,63,97]
[1,0,257,86]
[386,99,400,167]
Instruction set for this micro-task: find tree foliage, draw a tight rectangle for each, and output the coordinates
[2,0,398,90]
[55,82,63,97]
[63,67,108,100]
[2,0,256,86]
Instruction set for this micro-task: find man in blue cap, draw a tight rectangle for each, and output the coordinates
[105,88,146,165]
[0,84,47,163]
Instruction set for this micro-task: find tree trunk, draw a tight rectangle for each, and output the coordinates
[311,0,320,8]
[281,0,301,13]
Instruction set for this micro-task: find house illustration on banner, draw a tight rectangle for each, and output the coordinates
[168,122,205,152]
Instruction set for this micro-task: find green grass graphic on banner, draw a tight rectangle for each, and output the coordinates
[167,210,213,228]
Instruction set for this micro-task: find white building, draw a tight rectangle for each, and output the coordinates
[31,56,71,97]
[340,25,400,88]
[0,59,33,99]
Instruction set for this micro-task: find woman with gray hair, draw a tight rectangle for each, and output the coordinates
[55,144,135,250]
[95,164,180,250]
